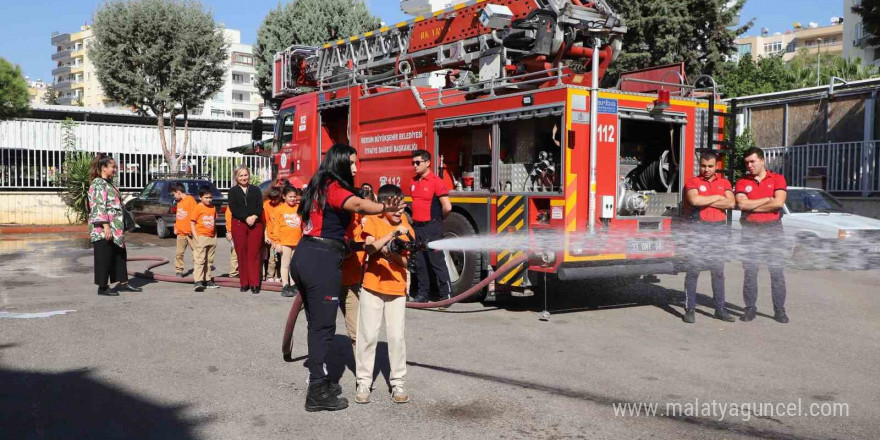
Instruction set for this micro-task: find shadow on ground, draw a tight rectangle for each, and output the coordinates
[0,345,210,440]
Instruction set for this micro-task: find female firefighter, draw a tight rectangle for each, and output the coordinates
[290,144,405,412]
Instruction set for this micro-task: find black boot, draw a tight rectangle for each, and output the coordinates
[682,309,695,324]
[774,309,790,324]
[714,308,736,322]
[304,382,349,412]
[740,307,757,322]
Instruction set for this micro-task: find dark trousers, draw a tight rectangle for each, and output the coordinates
[682,221,728,311]
[93,240,127,287]
[231,218,265,288]
[289,237,343,385]
[413,221,452,299]
[684,260,726,310]
[741,222,787,311]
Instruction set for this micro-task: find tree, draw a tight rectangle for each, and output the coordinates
[254,0,381,102]
[43,84,60,105]
[90,0,227,172]
[604,0,751,85]
[716,53,792,97]
[0,57,29,120]
[852,0,880,48]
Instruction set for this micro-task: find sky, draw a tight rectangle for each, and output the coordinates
[0,0,843,83]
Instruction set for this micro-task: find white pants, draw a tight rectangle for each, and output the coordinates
[356,288,406,389]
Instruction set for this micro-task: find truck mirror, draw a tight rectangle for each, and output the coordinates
[251,119,263,141]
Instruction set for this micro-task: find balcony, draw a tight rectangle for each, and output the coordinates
[52,50,72,61]
[51,32,71,45]
[54,80,72,90]
[52,66,71,77]
[71,82,84,90]
[71,49,85,58]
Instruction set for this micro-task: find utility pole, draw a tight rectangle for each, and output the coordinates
[816,37,823,87]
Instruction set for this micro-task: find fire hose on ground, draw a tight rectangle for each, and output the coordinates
[127,253,531,362]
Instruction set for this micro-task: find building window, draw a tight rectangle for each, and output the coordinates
[232,52,253,66]
[233,92,247,103]
[738,43,752,55]
[232,73,245,84]
[232,110,246,118]
[212,92,224,103]
[211,109,226,117]
[763,41,783,54]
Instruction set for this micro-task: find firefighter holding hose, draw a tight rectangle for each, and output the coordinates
[681,151,736,324]
[291,144,405,412]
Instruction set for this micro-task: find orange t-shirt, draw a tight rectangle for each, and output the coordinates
[189,203,217,237]
[175,195,197,235]
[341,214,367,286]
[224,208,232,234]
[263,200,281,241]
[273,203,303,247]
[360,215,414,296]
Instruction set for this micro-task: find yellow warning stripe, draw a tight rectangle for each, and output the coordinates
[496,196,522,220]
[497,206,523,231]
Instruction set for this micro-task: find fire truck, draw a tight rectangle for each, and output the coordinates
[254,0,734,299]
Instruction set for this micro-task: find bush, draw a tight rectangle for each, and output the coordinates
[60,151,94,223]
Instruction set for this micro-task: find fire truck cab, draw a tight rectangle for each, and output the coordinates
[258,0,731,299]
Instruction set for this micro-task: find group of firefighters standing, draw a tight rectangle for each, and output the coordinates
[682,147,789,325]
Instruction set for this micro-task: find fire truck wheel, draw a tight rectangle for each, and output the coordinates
[443,212,485,302]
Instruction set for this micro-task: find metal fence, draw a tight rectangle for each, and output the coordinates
[0,148,271,191]
[764,141,880,194]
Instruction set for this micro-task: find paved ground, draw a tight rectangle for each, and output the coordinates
[1,231,879,440]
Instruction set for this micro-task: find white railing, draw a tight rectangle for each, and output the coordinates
[0,148,271,191]
[764,141,879,194]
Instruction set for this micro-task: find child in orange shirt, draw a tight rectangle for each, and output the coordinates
[262,187,283,282]
[273,186,303,297]
[355,184,413,405]
[189,187,219,292]
[224,207,238,278]
[171,183,197,277]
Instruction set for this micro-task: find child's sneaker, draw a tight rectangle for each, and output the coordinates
[391,385,409,403]
[205,281,220,289]
[355,384,371,404]
[193,282,205,292]
[280,285,295,298]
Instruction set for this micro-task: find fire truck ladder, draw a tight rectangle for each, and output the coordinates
[273,0,627,98]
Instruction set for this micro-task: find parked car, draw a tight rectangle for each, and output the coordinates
[125,177,227,238]
[731,187,880,269]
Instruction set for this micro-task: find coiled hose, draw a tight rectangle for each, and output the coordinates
[127,253,531,362]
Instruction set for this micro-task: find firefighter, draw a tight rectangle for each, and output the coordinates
[681,151,736,324]
[409,149,453,303]
[734,147,789,324]
[291,144,404,412]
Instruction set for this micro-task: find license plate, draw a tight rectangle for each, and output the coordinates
[868,245,880,254]
[627,239,663,253]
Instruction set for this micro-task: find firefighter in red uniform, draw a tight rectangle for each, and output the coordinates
[409,149,453,303]
[290,144,404,412]
[735,147,789,324]
[681,151,736,324]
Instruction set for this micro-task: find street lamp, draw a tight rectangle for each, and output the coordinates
[816,37,823,87]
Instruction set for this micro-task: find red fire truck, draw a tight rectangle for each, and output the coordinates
[254,0,733,299]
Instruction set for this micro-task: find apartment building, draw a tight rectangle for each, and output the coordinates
[843,0,880,67]
[734,21,844,63]
[26,78,48,105]
[50,25,109,107]
[192,29,264,120]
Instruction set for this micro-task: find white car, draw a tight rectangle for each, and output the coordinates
[731,187,880,269]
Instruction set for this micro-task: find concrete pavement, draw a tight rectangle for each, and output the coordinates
[1,231,878,440]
